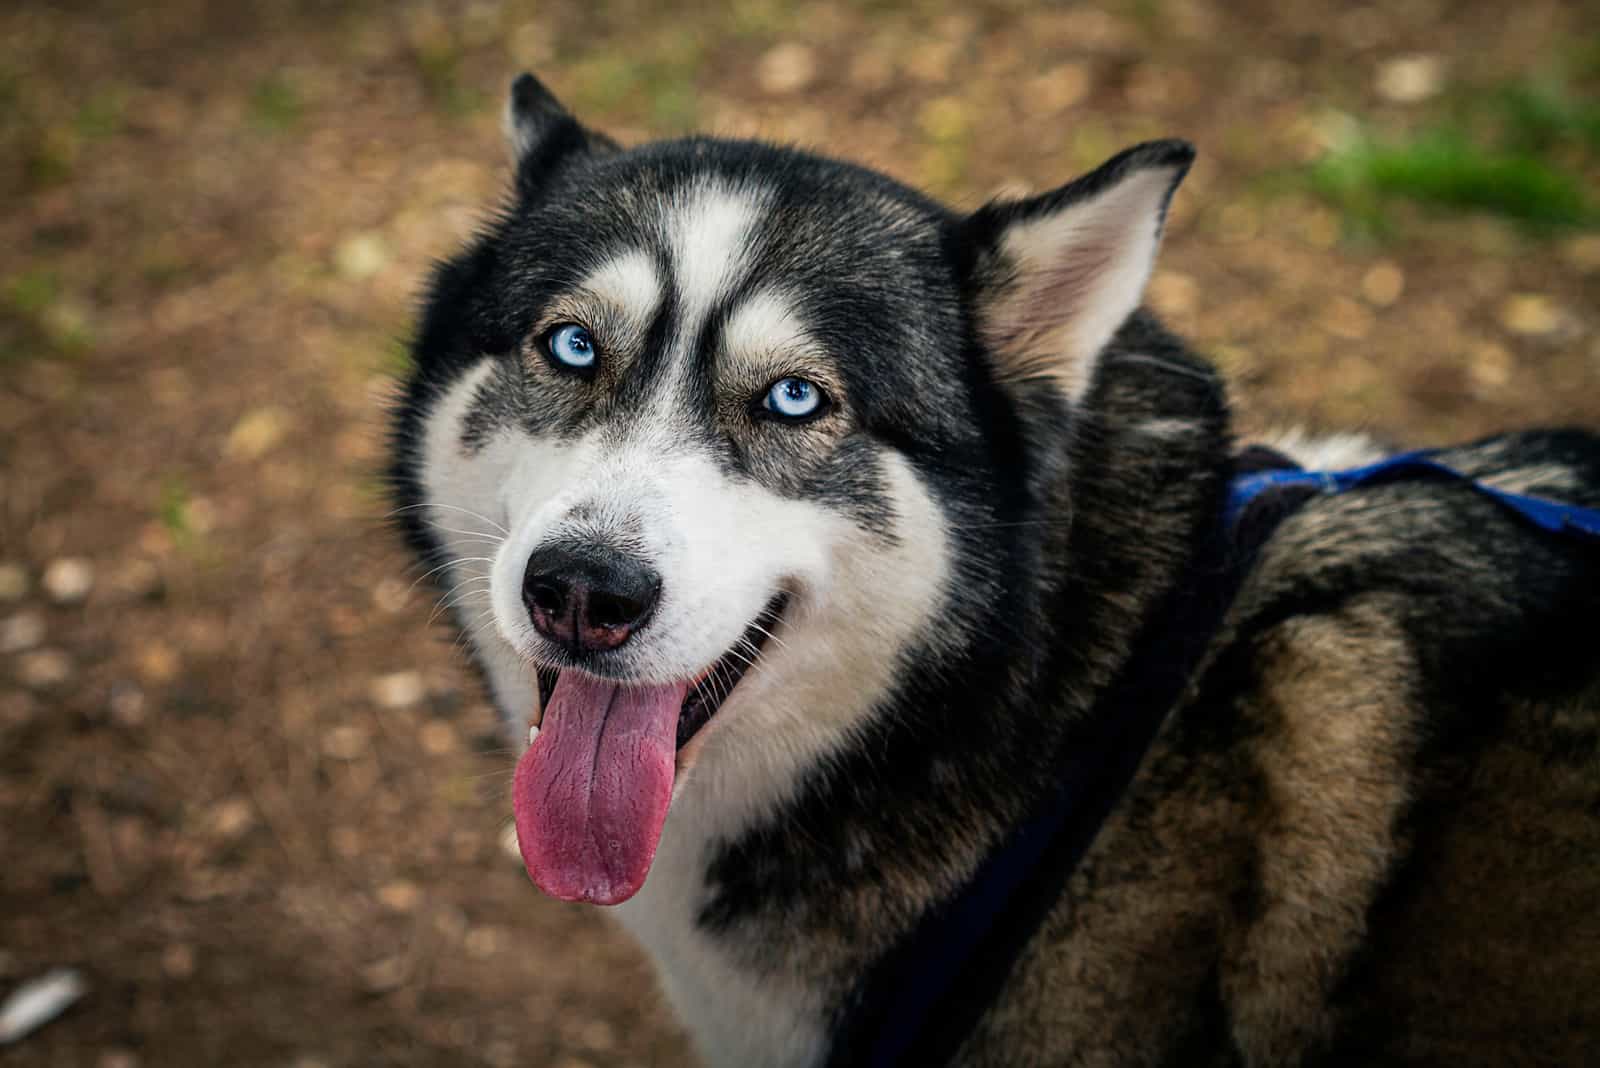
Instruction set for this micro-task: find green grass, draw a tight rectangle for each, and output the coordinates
[1490,83,1600,154]
[250,76,304,132]
[75,89,126,140]
[158,475,199,548]
[7,269,60,317]
[568,30,705,135]
[1314,131,1593,230]
[1310,73,1599,236]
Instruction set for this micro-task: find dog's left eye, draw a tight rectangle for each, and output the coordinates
[544,323,597,371]
[761,377,827,421]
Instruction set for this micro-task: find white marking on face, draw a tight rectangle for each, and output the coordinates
[666,181,760,332]
[721,289,809,358]
[418,358,542,735]
[487,427,831,685]
[581,249,662,332]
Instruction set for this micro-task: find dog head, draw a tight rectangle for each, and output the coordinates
[391,73,1191,904]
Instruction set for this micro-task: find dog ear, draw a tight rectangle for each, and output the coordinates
[962,140,1193,403]
[504,72,618,197]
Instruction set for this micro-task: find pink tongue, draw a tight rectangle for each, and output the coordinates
[513,672,687,905]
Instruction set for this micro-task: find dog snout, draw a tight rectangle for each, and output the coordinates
[522,542,662,654]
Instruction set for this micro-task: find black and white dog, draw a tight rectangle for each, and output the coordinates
[390,73,1600,1066]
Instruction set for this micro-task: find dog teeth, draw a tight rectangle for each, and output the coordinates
[528,722,540,747]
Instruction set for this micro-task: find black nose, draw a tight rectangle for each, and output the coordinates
[522,543,662,654]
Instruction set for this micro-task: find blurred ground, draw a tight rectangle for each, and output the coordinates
[0,1,1596,1066]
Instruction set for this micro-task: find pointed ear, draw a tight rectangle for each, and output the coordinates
[504,73,618,197]
[962,140,1194,403]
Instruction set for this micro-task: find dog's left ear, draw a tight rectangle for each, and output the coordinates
[504,72,618,197]
[962,140,1194,403]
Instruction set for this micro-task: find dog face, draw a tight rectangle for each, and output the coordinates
[391,73,1191,905]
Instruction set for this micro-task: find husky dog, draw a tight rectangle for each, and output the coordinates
[390,73,1600,1066]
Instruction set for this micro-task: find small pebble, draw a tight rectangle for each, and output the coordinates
[109,684,146,727]
[360,955,407,994]
[109,559,163,600]
[210,798,255,839]
[161,943,196,980]
[0,967,88,1044]
[1360,262,1405,307]
[322,725,370,760]
[1320,296,1376,341]
[137,643,180,684]
[1500,294,1562,337]
[225,406,290,461]
[372,578,410,614]
[377,880,421,912]
[1375,54,1443,103]
[0,565,27,603]
[41,558,94,604]
[334,232,389,281]
[757,42,817,96]
[1562,234,1600,273]
[419,719,457,755]
[1148,271,1198,319]
[464,926,502,959]
[0,612,46,655]
[0,691,39,727]
[330,826,363,858]
[370,671,424,709]
[17,649,72,689]
[1028,62,1091,113]
[577,1018,618,1052]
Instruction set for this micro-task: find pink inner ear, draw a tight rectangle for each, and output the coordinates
[977,165,1179,400]
[989,235,1117,363]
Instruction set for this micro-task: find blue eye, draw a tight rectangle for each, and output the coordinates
[762,377,826,421]
[545,323,596,370]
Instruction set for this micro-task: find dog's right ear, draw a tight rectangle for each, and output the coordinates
[504,73,617,197]
[960,140,1193,405]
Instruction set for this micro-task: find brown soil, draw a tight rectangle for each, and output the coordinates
[1,2,1595,1066]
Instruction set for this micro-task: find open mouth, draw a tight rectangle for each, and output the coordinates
[514,593,789,906]
[532,593,787,750]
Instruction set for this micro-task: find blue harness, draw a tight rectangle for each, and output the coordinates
[1226,449,1600,542]
[826,448,1600,1068]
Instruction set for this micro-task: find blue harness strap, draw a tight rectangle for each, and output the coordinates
[826,446,1600,1068]
[1225,449,1600,541]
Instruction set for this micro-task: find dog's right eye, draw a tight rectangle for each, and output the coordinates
[543,323,597,371]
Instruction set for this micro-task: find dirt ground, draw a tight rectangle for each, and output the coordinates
[1,1,1595,1066]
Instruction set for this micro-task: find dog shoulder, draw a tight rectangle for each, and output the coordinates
[960,430,1600,1065]
[1202,428,1600,1062]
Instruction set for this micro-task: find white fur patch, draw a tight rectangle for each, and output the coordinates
[667,181,760,330]
[721,288,810,360]
[417,359,540,732]
[580,249,662,332]
[1263,427,1388,470]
